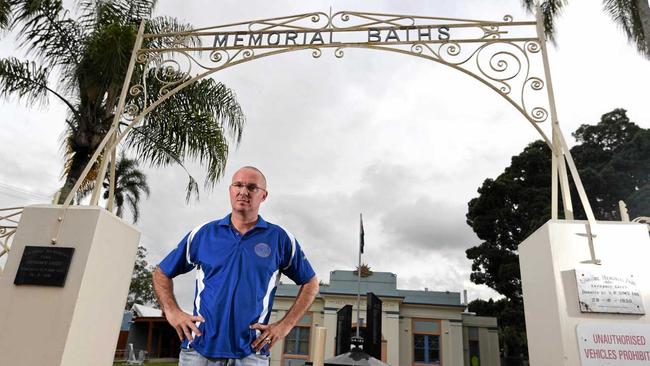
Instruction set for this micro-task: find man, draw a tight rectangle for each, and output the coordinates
[153,166,319,365]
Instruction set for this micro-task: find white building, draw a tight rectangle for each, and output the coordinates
[270,270,500,366]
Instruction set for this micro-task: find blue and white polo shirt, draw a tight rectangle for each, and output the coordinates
[158,214,315,359]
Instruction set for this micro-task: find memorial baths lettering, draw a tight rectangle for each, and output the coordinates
[212,27,451,49]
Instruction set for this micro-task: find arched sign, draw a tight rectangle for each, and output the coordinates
[65,9,601,262]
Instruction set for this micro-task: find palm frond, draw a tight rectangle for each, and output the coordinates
[0,0,12,30]
[124,69,244,199]
[0,57,49,104]
[145,16,201,49]
[122,122,200,201]
[603,0,648,57]
[0,56,75,109]
[78,0,156,29]
[13,0,81,69]
[522,0,568,43]
[72,21,136,105]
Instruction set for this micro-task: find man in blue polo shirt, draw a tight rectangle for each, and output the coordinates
[153,166,319,365]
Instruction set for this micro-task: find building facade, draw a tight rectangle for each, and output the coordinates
[270,270,499,366]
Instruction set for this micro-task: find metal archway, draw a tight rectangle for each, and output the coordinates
[63,8,601,263]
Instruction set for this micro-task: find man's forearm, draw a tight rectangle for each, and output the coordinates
[153,266,181,314]
[280,276,319,327]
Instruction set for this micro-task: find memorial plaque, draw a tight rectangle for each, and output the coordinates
[577,322,650,365]
[576,268,645,315]
[14,246,75,287]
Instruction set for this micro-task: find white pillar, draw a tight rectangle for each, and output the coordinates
[444,320,464,365]
[0,205,140,366]
[383,312,400,365]
[519,220,650,365]
[323,308,337,357]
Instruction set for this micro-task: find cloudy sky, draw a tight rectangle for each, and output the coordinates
[1,0,649,310]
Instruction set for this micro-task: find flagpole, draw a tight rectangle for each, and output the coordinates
[355,213,363,342]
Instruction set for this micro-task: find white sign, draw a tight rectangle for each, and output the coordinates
[576,268,645,315]
[577,323,650,365]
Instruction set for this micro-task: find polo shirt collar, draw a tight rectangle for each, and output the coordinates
[217,213,268,230]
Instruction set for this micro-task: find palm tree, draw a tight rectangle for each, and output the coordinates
[79,152,150,223]
[0,0,245,203]
[523,0,650,59]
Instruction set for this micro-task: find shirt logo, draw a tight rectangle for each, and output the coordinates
[254,243,272,258]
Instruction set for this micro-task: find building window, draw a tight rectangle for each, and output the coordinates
[413,319,441,365]
[414,334,440,364]
[283,314,312,358]
[284,326,310,355]
[468,327,480,366]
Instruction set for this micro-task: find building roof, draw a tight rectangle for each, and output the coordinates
[132,303,163,317]
[277,270,462,307]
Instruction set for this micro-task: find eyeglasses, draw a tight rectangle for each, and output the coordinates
[230,182,266,193]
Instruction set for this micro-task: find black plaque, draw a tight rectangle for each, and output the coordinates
[335,304,353,355]
[14,246,75,287]
[364,292,382,360]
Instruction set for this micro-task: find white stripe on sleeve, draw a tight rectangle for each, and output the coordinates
[278,226,296,271]
[186,221,210,266]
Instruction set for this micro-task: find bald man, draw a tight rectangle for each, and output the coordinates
[153,166,319,365]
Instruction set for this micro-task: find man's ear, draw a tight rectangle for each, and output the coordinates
[262,191,268,201]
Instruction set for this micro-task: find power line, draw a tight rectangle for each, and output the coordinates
[0,182,51,200]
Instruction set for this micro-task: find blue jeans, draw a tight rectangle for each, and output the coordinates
[179,348,269,366]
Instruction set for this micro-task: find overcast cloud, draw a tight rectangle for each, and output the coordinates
[1,0,649,309]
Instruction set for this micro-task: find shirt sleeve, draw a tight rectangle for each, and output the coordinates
[158,232,195,278]
[280,234,315,285]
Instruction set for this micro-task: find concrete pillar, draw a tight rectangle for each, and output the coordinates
[269,310,283,366]
[399,317,412,366]
[487,328,500,366]
[383,312,400,366]
[323,308,337,357]
[520,220,650,366]
[0,205,140,366]
[444,320,464,365]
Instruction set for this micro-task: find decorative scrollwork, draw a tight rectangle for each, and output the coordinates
[128,10,550,138]
[330,11,416,29]
[311,48,322,58]
[247,12,329,32]
[242,49,254,59]
[0,207,22,268]
[530,107,549,122]
[129,85,144,97]
[123,103,141,121]
[440,42,462,58]
[528,77,544,90]
[525,41,541,53]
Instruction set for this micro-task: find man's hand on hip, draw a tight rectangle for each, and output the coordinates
[250,321,292,352]
[166,309,205,342]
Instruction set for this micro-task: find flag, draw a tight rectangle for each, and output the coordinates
[359,213,365,254]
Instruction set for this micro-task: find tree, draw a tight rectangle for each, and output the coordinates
[468,298,527,365]
[465,108,649,362]
[126,245,158,309]
[522,0,650,59]
[0,0,245,203]
[78,151,150,222]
